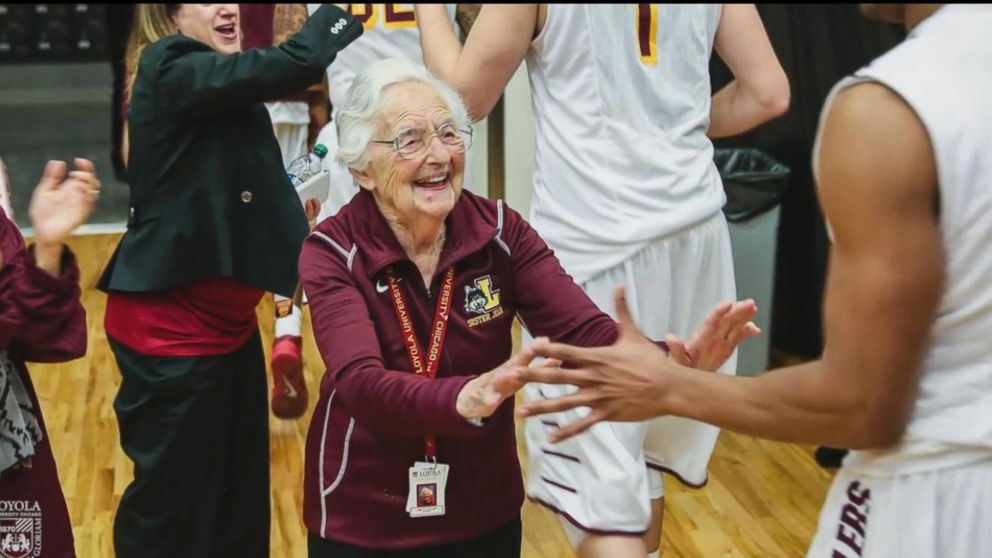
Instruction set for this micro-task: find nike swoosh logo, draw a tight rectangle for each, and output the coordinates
[282,376,298,399]
[376,277,402,294]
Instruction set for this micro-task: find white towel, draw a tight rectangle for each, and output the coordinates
[0,351,42,472]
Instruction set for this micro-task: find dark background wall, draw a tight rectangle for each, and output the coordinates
[0,3,133,226]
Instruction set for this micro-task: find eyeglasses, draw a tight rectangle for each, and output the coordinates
[370,123,473,159]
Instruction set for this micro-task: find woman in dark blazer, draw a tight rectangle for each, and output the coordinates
[96,4,362,557]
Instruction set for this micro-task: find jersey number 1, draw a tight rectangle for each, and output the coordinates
[636,4,658,65]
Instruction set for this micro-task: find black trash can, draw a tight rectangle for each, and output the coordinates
[716,148,790,223]
[715,148,790,374]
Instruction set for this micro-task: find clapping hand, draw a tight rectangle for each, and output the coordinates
[29,159,99,246]
[515,287,760,442]
[664,298,760,371]
[455,345,561,420]
[28,159,99,275]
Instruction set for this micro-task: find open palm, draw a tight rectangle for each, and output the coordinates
[29,159,99,245]
[515,287,762,441]
[666,299,761,371]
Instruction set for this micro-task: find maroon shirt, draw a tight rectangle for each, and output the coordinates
[0,213,85,558]
[104,278,263,356]
[299,190,623,549]
[239,3,309,103]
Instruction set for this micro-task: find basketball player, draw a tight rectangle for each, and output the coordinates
[517,5,992,557]
[416,5,788,556]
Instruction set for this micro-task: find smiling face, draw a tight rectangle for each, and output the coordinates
[172,4,241,54]
[352,81,466,228]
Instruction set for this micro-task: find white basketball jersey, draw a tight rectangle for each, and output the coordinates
[817,5,992,474]
[306,4,457,115]
[525,4,725,283]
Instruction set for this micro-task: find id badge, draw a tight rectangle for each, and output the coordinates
[406,461,449,517]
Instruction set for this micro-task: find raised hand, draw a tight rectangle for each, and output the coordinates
[666,299,760,371]
[28,159,99,246]
[455,346,560,420]
[514,286,674,440]
[513,286,761,442]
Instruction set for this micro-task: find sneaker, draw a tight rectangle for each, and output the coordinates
[270,335,308,419]
[814,446,849,469]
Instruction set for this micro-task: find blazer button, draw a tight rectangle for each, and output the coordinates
[241,190,253,203]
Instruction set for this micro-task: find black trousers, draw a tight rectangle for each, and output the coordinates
[308,516,522,558]
[110,330,269,558]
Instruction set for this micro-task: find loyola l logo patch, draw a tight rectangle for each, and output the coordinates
[464,276,503,327]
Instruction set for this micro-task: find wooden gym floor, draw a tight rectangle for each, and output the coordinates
[28,233,832,557]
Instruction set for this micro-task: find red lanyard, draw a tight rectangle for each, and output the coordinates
[385,265,455,460]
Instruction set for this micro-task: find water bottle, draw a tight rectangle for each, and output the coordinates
[286,144,329,187]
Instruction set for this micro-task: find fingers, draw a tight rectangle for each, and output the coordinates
[480,366,532,417]
[529,337,596,365]
[511,342,538,367]
[702,301,734,335]
[713,301,746,340]
[68,169,100,186]
[517,389,600,418]
[664,334,691,365]
[67,172,101,201]
[61,159,101,203]
[613,285,639,340]
[699,299,756,343]
[73,158,96,173]
[720,299,758,339]
[37,160,67,191]
[488,368,525,399]
[727,320,761,347]
[543,358,563,369]
[512,363,596,388]
[548,409,607,443]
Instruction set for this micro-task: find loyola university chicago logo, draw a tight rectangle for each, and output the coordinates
[0,500,42,558]
[464,276,502,327]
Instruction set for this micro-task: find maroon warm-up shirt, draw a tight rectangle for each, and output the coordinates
[239,3,309,103]
[0,212,85,558]
[299,190,625,549]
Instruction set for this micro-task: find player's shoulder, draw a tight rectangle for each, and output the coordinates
[819,80,936,204]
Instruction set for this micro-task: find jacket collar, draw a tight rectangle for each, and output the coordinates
[350,189,498,280]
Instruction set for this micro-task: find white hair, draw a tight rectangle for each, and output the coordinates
[335,57,472,171]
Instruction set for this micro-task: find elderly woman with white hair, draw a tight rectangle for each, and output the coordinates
[298,57,759,557]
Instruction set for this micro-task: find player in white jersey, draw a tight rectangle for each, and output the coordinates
[417,4,787,556]
[517,4,992,558]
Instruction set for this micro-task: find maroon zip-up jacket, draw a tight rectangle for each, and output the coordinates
[0,212,86,558]
[299,189,626,549]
